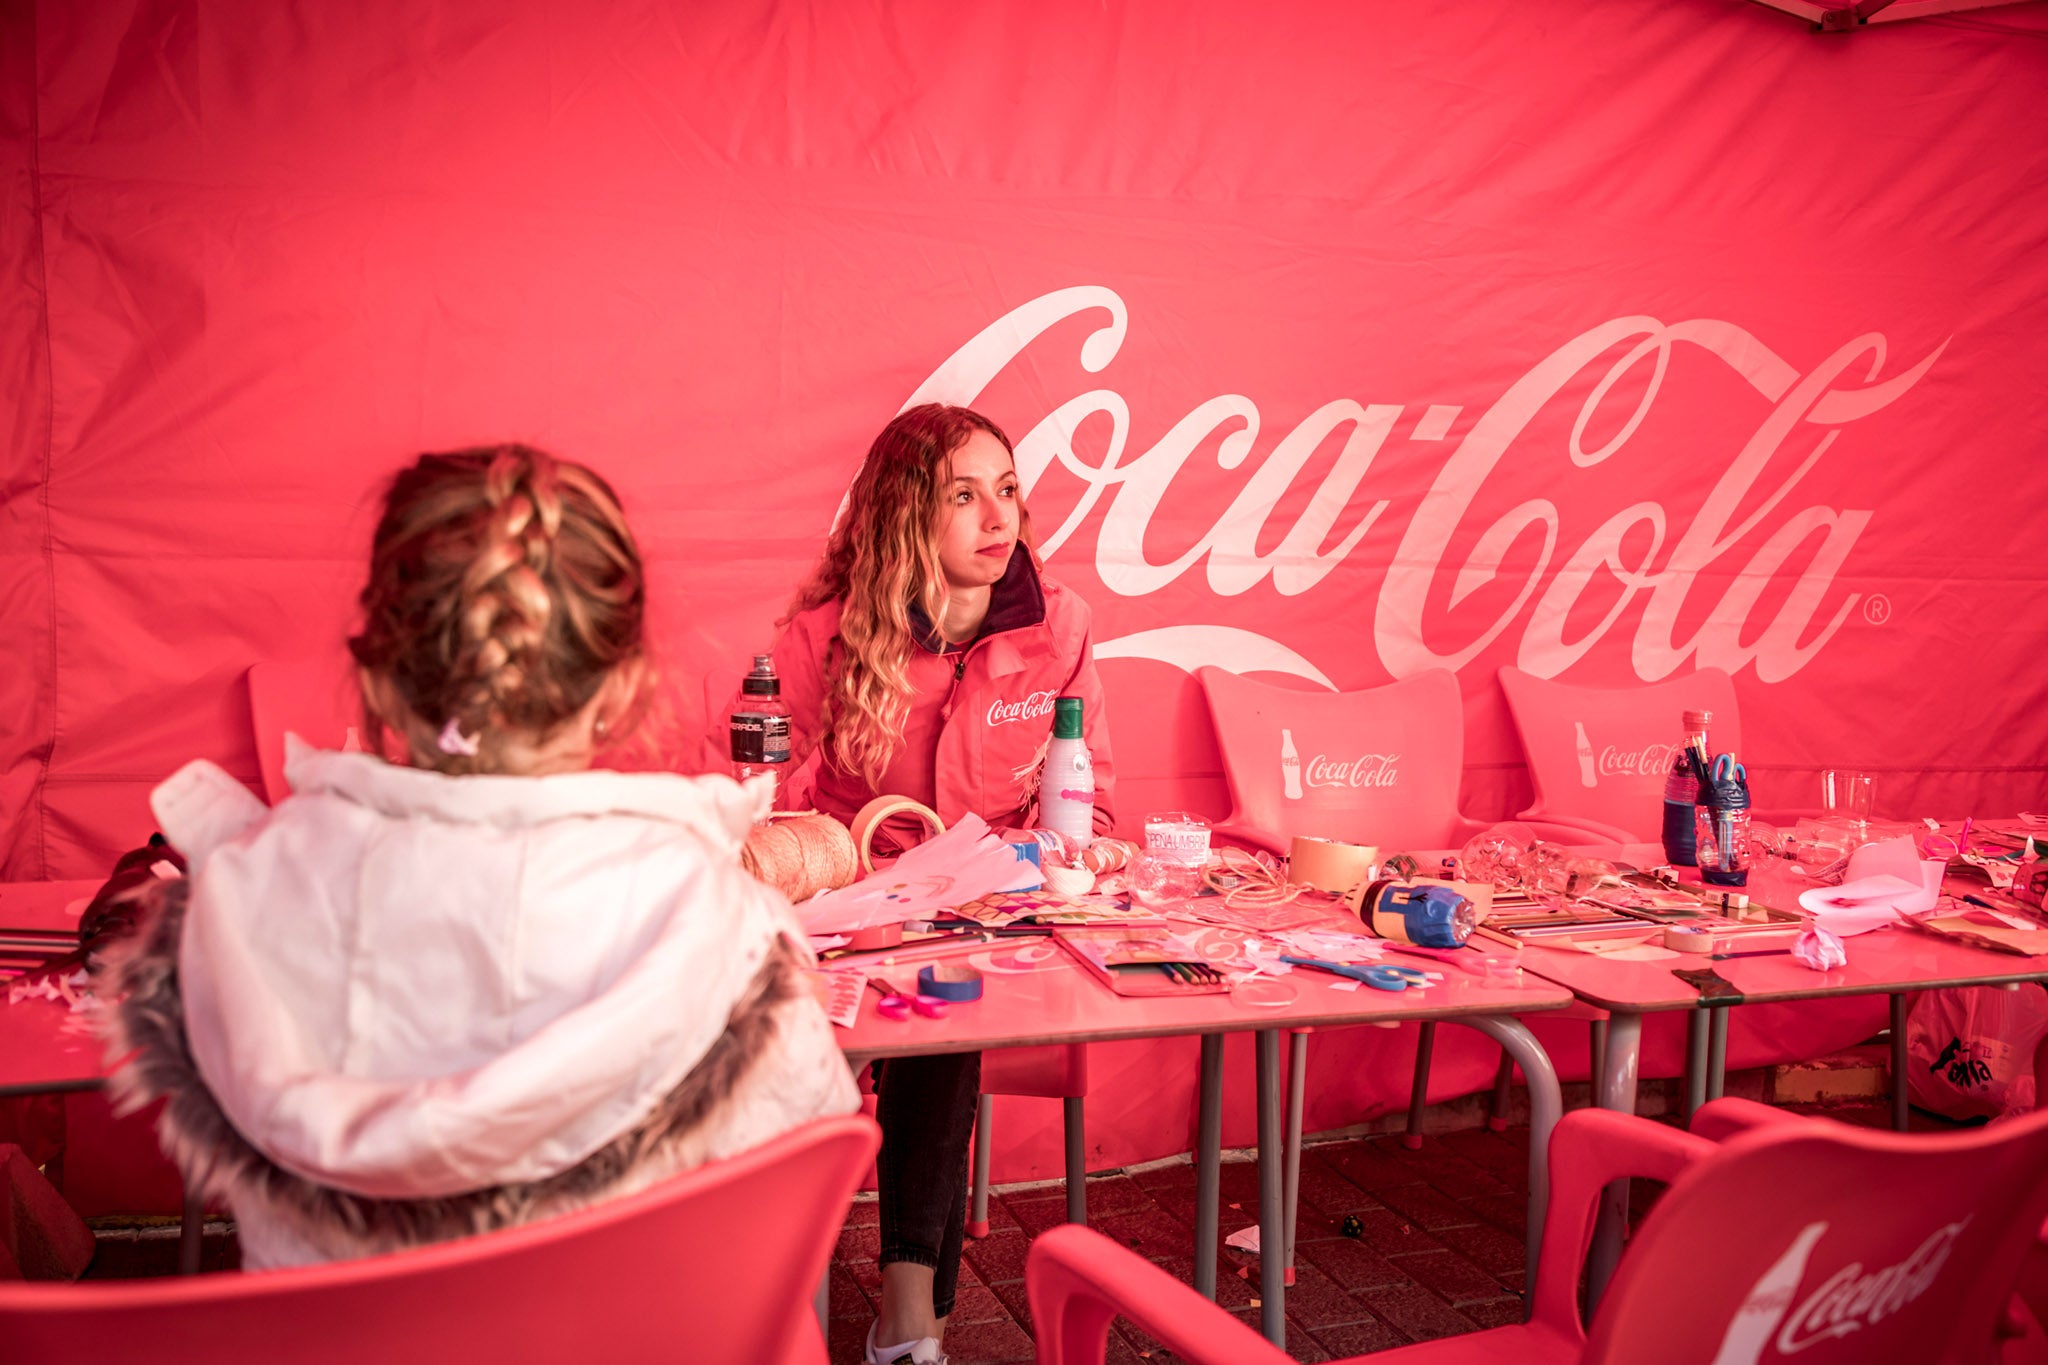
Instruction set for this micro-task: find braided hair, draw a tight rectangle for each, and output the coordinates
[348,444,645,774]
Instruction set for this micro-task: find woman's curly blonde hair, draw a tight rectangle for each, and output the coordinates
[349,444,645,774]
[785,405,1030,789]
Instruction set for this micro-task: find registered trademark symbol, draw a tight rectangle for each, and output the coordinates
[1862,593,1892,625]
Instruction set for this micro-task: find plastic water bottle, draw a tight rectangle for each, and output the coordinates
[1040,696,1096,852]
[728,655,791,800]
[1662,709,1712,867]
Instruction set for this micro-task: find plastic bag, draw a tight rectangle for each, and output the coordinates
[1905,985,2048,1120]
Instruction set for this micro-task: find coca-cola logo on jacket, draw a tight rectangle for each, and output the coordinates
[895,287,1943,690]
[987,690,1058,727]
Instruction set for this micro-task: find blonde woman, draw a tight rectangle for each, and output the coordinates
[773,404,1115,1365]
[106,445,857,1267]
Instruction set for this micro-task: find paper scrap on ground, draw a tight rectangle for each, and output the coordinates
[1225,1225,1260,1254]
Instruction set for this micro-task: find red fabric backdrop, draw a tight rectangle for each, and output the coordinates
[5,0,2047,1178]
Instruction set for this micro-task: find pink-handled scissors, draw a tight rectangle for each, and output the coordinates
[868,976,949,1021]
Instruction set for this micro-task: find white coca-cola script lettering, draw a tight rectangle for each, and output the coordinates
[986,690,1058,727]
[897,286,1944,686]
[1304,754,1400,790]
[1707,1217,1969,1364]
[1598,741,1684,779]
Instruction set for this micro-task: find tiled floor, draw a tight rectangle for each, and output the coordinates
[832,1124,1542,1364]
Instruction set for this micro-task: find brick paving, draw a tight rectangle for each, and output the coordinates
[833,1124,1541,1364]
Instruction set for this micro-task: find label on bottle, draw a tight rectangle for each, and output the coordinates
[729,712,791,764]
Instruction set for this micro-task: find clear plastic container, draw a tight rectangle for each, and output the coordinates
[1695,804,1751,887]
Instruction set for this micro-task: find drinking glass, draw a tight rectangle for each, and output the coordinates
[1821,770,1875,831]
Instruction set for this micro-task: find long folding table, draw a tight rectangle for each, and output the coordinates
[836,940,1572,1349]
[1502,848,2048,1303]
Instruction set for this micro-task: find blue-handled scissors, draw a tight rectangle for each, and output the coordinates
[1711,754,1747,784]
[1279,955,1431,991]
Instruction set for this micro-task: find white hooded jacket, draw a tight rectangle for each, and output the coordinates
[108,738,858,1268]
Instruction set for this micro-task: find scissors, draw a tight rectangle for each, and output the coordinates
[867,976,949,1021]
[1711,754,1747,785]
[1279,955,1432,991]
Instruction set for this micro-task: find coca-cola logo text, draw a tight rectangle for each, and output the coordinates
[1598,741,1683,779]
[1773,1218,1966,1354]
[987,690,1058,727]
[898,286,1943,686]
[1304,753,1400,790]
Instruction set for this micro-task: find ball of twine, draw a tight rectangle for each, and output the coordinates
[740,811,861,902]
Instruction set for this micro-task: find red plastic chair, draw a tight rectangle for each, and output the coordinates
[1496,665,1741,843]
[1194,665,1606,1272]
[1027,1099,2048,1365]
[246,655,366,804]
[0,1113,879,1364]
[1196,666,1474,855]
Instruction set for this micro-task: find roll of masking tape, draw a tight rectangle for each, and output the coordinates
[1665,925,1715,953]
[1287,836,1380,895]
[850,796,947,873]
[917,963,985,1002]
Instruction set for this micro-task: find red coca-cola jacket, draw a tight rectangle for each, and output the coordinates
[772,550,1116,838]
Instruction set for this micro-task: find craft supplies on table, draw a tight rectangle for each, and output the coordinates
[1055,926,1234,996]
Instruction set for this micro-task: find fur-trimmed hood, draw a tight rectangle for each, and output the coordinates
[104,743,859,1267]
[146,740,795,1199]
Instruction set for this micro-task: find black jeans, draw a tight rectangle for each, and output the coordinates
[873,1050,981,1319]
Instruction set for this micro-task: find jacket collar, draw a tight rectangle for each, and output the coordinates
[908,547,1047,655]
[281,734,767,851]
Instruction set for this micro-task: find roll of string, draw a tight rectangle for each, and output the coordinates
[740,811,861,902]
[1202,846,1308,909]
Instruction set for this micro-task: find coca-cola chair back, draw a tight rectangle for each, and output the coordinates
[1497,665,1741,842]
[1195,666,1465,852]
[1583,1101,2048,1365]
[0,1114,880,1365]
[245,654,365,804]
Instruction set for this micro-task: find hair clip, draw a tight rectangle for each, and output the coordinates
[437,718,481,756]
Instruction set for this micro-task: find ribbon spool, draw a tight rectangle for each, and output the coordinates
[849,796,947,873]
[1287,836,1380,895]
[739,812,860,902]
[917,963,985,1002]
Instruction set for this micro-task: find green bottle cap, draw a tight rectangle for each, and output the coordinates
[1053,696,1083,739]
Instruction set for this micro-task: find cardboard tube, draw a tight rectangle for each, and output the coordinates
[1287,836,1379,895]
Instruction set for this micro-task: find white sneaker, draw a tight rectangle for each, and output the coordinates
[864,1321,948,1365]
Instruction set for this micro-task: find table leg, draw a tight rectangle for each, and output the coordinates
[179,1180,203,1275]
[1452,1015,1560,1296]
[816,1269,831,1343]
[1404,1020,1437,1150]
[1255,1028,1286,1348]
[1194,1032,1224,1301]
[1590,1018,1608,1092]
[1283,1029,1307,1286]
[1892,992,1910,1132]
[1706,1007,1729,1102]
[1585,1011,1643,1310]
[1684,1009,1709,1125]
[1064,1097,1088,1226]
[970,1094,993,1237]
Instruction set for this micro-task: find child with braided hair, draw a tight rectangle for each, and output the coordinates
[104,444,858,1267]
